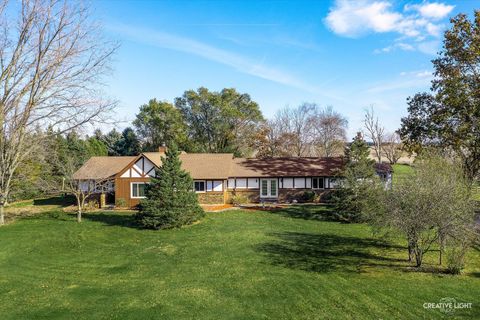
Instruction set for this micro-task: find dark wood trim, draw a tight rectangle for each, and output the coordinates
[146,167,155,176]
[115,154,143,178]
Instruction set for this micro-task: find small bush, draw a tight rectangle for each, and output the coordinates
[231,193,249,206]
[85,200,98,211]
[446,243,469,275]
[301,191,316,203]
[320,190,336,203]
[115,198,127,208]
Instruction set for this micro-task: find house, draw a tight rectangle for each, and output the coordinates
[73,147,393,208]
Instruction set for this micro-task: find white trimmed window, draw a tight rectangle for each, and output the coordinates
[213,180,223,191]
[294,178,306,189]
[235,178,247,188]
[283,178,293,188]
[131,182,147,198]
[194,181,206,193]
[312,177,325,189]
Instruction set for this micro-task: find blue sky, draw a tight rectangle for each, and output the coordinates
[95,0,478,138]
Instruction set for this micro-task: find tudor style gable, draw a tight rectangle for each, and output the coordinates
[118,155,157,178]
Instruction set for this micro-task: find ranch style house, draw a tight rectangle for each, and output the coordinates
[73,147,393,208]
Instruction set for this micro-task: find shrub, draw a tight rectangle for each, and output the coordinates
[445,239,470,274]
[301,190,316,203]
[231,193,249,206]
[115,198,127,208]
[85,200,98,211]
[136,144,204,229]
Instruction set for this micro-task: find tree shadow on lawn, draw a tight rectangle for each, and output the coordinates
[256,232,408,273]
[270,204,342,222]
[33,195,75,206]
[82,212,142,229]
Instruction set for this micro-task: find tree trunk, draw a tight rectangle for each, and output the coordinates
[414,247,423,267]
[76,195,83,223]
[439,236,445,265]
[0,204,4,225]
[408,238,414,262]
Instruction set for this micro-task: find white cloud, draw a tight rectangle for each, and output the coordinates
[325,1,401,37]
[325,1,455,55]
[409,3,455,20]
[374,42,415,54]
[400,70,433,78]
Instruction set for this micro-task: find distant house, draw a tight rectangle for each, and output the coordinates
[73,147,392,208]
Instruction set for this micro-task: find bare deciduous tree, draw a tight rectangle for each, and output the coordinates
[273,103,316,156]
[363,107,385,163]
[253,120,290,158]
[382,132,403,164]
[259,104,348,158]
[0,0,117,225]
[311,106,348,157]
[60,157,109,223]
[366,155,476,269]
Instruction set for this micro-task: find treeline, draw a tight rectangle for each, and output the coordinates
[11,87,353,202]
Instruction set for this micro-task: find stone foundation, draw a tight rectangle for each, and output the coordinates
[226,189,260,204]
[197,192,225,204]
[226,188,335,204]
[278,189,333,203]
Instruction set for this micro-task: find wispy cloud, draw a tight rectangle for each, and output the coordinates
[108,23,342,100]
[367,70,432,93]
[324,0,454,55]
[374,42,414,54]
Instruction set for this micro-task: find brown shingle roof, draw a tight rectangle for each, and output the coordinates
[142,152,234,179]
[230,157,345,177]
[73,153,350,181]
[73,156,136,180]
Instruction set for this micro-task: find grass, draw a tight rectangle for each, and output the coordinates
[0,204,479,319]
[392,164,480,202]
[392,163,414,184]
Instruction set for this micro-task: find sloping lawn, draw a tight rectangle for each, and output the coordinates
[0,206,479,319]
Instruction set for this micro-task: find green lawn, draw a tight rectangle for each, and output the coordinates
[0,206,479,319]
[392,163,414,183]
[393,164,480,202]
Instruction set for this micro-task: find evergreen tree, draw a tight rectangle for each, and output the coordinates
[100,129,122,156]
[344,132,375,179]
[116,127,141,156]
[333,133,378,222]
[136,144,204,229]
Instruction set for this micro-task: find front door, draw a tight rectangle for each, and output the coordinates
[260,179,278,198]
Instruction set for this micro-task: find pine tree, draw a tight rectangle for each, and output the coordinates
[136,144,204,229]
[344,132,375,179]
[333,133,377,222]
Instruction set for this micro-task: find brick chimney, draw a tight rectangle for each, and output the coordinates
[158,143,167,153]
